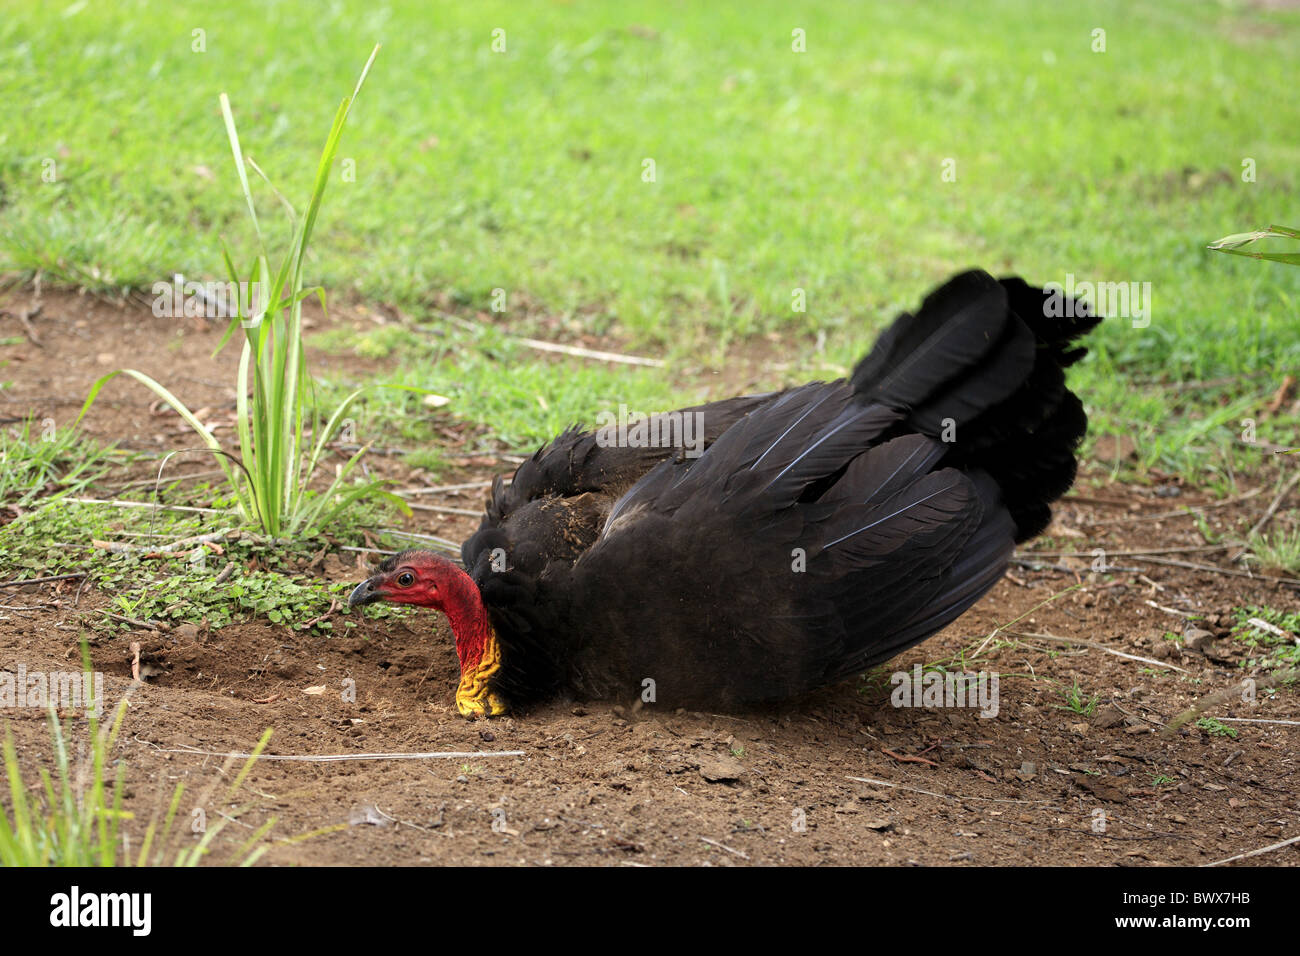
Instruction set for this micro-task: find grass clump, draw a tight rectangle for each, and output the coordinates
[0,648,277,866]
[0,418,118,507]
[0,682,129,866]
[1246,527,1300,575]
[78,46,409,539]
[1053,679,1100,717]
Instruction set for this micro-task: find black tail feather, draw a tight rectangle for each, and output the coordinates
[849,270,1099,542]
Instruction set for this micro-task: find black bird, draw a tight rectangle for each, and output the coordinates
[349,270,1099,717]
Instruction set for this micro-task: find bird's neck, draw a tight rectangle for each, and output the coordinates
[442,567,495,671]
[441,565,507,718]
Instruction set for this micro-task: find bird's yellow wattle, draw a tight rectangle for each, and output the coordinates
[455,626,507,718]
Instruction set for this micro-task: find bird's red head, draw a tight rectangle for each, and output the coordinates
[348,549,456,609]
[348,549,507,718]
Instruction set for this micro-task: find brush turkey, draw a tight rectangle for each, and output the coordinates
[349,270,1099,717]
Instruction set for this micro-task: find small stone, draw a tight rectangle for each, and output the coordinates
[1092,705,1126,729]
[696,753,744,783]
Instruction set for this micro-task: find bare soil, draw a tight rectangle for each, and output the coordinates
[2,289,1297,867]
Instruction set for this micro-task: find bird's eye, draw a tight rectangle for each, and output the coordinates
[397,572,415,587]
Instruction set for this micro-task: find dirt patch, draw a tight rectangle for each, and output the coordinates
[2,289,1298,866]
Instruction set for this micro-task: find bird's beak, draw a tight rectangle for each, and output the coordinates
[348,578,384,607]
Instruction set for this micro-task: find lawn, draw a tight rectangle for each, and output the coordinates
[3,0,1300,461]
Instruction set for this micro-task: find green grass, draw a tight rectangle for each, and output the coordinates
[0,680,129,866]
[316,321,681,451]
[1230,605,1300,671]
[0,417,121,506]
[1053,679,1101,717]
[76,46,412,538]
[2,688,279,866]
[0,496,416,633]
[1247,526,1300,574]
[1195,717,1238,739]
[1210,224,1300,266]
[3,1,1300,476]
